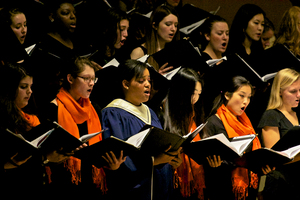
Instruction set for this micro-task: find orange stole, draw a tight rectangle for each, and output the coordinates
[174,120,206,199]
[217,104,261,200]
[21,111,40,127]
[54,88,106,191]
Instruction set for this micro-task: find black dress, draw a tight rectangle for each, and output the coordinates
[257,109,300,200]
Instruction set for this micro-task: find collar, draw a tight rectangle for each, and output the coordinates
[105,99,151,124]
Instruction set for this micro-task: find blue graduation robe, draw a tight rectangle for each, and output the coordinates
[101,99,173,200]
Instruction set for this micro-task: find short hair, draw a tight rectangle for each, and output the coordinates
[62,57,96,90]
[267,68,300,110]
[118,59,148,82]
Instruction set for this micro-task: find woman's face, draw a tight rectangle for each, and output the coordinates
[281,79,300,108]
[225,85,252,116]
[114,19,129,49]
[54,3,76,33]
[68,65,96,101]
[15,75,33,109]
[245,13,264,42]
[124,68,151,106]
[191,81,202,105]
[10,13,27,44]
[205,22,229,54]
[156,14,178,43]
[261,29,274,49]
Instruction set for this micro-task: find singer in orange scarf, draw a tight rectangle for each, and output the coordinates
[0,63,73,198]
[43,57,126,198]
[163,68,206,199]
[204,76,274,200]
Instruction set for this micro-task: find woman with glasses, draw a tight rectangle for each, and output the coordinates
[42,57,126,198]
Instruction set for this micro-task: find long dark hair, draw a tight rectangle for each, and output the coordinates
[209,76,253,117]
[227,4,265,54]
[164,68,204,136]
[0,63,32,133]
[102,8,129,57]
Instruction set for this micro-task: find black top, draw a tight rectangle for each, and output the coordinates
[204,115,228,138]
[256,110,300,200]
[257,109,296,140]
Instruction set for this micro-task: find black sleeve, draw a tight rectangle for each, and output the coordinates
[257,110,281,129]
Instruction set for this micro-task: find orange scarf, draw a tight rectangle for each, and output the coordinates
[217,104,260,200]
[21,111,40,127]
[55,88,106,191]
[174,120,206,199]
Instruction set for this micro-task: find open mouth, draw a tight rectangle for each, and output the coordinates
[87,89,92,93]
[120,39,126,45]
[222,42,227,47]
[144,90,150,95]
[70,23,76,28]
[241,106,246,111]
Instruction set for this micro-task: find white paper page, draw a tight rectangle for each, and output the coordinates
[30,129,54,148]
[201,133,238,153]
[206,56,227,67]
[261,72,277,82]
[184,122,207,139]
[163,67,181,80]
[25,44,36,55]
[79,131,102,143]
[125,128,150,148]
[179,18,206,35]
[281,144,300,158]
[230,134,255,155]
[103,58,120,68]
[137,54,149,63]
[143,11,152,18]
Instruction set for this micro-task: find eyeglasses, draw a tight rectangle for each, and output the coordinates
[77,76,98,83]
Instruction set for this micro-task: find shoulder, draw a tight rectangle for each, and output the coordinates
[257,109,282,128]
[130,46,146,59]
[201,51,213,61]
[204,115,226,138]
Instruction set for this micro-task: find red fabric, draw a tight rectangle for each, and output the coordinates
[174,120,206,199]
[217,104,260,200]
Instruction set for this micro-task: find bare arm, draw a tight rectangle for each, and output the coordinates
[262,126,280,148]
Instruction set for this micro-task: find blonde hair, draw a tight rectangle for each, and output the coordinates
[275,6,300,56]
[267,68,300,110]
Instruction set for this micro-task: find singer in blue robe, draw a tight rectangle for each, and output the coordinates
[101,60,177,200]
